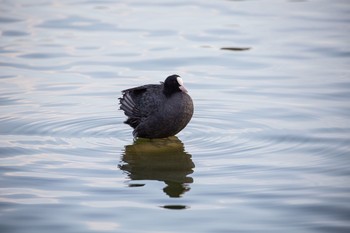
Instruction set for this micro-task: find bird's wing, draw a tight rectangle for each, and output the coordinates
[119,84,159,128]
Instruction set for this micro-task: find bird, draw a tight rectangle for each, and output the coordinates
[119,74,193,139]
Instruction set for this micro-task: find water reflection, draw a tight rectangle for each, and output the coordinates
[119,136,194,198]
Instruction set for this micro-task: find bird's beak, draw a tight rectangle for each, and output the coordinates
[179,85,188,93]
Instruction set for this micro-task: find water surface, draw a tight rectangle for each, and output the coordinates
[1,0,350,232]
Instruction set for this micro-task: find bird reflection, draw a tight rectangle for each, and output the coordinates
[119,136,195,198]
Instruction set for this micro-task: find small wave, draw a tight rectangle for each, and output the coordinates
[0,115,125,139]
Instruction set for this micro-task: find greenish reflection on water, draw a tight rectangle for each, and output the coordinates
[119,136,194,198]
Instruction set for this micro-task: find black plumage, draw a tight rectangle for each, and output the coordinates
[119,75,193,138]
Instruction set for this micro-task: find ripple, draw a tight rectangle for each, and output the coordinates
[0,115,125,139]
[221,47,251,51]
[2,30,30,37]
[0,16,22,23]
[181,105,271,157]
[161,205,189,210]
[18,52,70,59]
[37,15,118,31]
[181,107,349,168]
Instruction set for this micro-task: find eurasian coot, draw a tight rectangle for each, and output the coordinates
[119,74,193,138]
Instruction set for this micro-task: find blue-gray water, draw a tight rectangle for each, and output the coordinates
[1,0,350,232]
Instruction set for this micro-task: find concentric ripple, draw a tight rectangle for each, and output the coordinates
[0,115,125,139]
[179,100,274,158]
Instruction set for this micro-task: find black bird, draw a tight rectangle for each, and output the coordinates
[119,74,193,138]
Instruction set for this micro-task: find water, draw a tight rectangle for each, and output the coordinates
[1,0,350,232]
